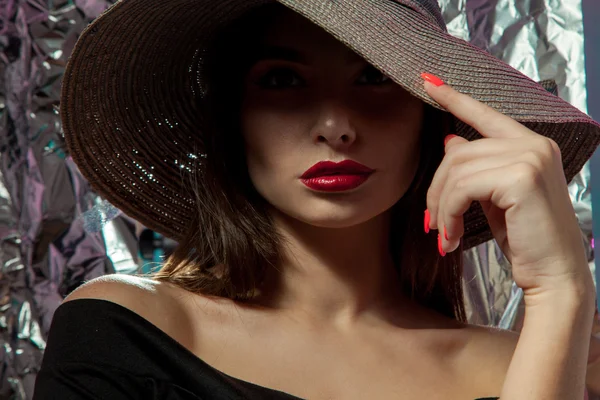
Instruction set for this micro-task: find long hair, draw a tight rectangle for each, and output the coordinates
[151,4,466,323]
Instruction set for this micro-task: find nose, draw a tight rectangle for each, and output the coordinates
[310,103,357,149]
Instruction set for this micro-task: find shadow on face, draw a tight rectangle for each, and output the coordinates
[212,5,426,229]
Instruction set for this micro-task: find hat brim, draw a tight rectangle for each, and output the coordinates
[61,0,600,248]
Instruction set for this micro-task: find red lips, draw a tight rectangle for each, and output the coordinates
[300,160,374,192]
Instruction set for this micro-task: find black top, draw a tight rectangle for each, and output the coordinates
[34,299,500,400]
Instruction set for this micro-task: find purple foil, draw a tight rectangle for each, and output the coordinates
[0,1,137,399]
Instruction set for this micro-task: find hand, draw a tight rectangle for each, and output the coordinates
[422,74,594,302]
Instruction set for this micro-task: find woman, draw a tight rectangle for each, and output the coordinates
[33,0,600,399]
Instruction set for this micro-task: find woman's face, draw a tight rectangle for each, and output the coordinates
[241,9,424,228]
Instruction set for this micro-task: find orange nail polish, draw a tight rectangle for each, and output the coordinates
[424,209,430,234]
[421,72,445,87]
[443,226,449,240]
[444,134,458,146]
[438,234,446,257]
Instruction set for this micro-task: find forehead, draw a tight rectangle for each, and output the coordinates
[258,8,363,63]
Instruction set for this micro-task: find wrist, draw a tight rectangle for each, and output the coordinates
[522,270,596,310]
[525,290,596,319]
[522,285,596,335]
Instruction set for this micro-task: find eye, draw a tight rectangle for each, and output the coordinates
[256,68,305,89]
[356,65,391,85]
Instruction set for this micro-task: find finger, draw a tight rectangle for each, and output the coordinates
[436,155,523,252]
[427,138,522,230]
[443,134,468,153]
[438,168,507,253]
[444,136,523,161]
[429,136,558,231]
[438,162,549,254]
[422,73,535,139]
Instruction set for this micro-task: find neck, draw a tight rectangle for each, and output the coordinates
[255,209,405,329]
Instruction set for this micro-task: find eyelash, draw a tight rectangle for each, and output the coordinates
[254,66,391,89]
[355,66,391,85]
[256,68,305,88]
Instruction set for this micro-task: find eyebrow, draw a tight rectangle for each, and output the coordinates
[249,45,366,67]
[253,46,308,64]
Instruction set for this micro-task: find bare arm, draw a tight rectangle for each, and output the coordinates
[586,333,600,395]
[421,75,597,399]
[500,284,596,400]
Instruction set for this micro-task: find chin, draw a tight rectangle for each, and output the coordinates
[299,214,375,229]
[273,197,395,229]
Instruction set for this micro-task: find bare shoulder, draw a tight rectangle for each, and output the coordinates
[464,323,520,354]
[63,274,207,345]
[456,323,519,393]
[64,274,160,302]
[456,321,600,394]
[63,273,168,314]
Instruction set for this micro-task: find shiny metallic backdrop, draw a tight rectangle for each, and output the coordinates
[0,0,597,398]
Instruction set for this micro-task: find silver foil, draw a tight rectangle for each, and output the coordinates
[0,1,137,399]
[451,0,597,329]
[0,0,596,398]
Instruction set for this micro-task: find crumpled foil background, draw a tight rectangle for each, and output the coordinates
[0,0,597,398]
[446,0,597,329]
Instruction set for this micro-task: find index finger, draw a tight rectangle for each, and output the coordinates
[421,73,532,139]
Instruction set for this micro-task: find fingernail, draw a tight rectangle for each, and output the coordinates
[444,134,458,146]
[438,234,446,257]
[424,209,430,234]
[443,226,449,241]
[421,72,445,87]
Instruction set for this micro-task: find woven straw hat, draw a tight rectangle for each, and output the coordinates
[61,0,600,249]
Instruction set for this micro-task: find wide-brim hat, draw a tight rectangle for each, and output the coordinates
[61,0,600,249]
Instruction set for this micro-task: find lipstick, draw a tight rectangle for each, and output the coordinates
[300,160,374,192]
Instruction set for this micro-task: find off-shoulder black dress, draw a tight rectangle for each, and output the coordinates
[33,299,500,400]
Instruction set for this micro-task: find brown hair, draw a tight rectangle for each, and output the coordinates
[151,4,466,323]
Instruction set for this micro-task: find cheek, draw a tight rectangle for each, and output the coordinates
[241,109,299,188]
[382,135,421,202]
[370,100,424,182]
